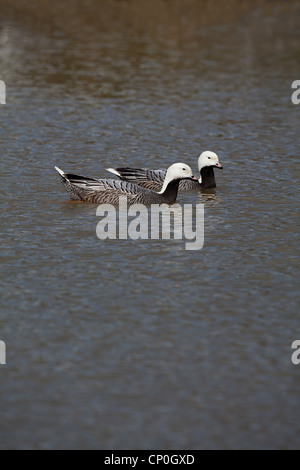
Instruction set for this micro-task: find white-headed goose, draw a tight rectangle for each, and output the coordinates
[107,151,223,191]
[55,163,198,205]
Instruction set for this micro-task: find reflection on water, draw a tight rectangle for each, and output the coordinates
[0,0,300,450]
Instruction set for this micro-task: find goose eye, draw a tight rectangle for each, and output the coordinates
[182,168,186,170]
[207,157,211,159]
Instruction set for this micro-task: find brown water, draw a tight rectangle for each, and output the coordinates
[0,0,300,450]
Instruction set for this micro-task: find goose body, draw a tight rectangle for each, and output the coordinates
[55,163,197,205]
[107,151,223,191]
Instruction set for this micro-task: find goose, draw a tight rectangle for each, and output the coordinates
[107,151,223,191]
[55,163,198,205]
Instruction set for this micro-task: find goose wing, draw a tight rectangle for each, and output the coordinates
[65,173,146,204]
[107,167,167,191]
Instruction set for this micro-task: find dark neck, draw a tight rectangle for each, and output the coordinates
[160,179,181,203]
[200,166,216,189]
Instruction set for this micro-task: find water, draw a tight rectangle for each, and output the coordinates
[0,0,300,450]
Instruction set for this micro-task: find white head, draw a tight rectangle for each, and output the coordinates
[198,151,222,170]
[159,163,197,194]
[197,151,223,183]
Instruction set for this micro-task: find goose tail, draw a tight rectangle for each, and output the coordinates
[55,166,67,181]
[106,168,122,178]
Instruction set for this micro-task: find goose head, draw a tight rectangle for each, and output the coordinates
[198,151,223,171]
[166,163,197,181]
[159,163,198,194]
[197,151,222,184]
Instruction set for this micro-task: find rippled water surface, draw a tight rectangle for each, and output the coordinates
[0,0,300,450]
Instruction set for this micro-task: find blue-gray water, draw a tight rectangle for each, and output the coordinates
[0,0,299,450]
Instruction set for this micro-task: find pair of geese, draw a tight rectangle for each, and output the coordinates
[55,151,223,205]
